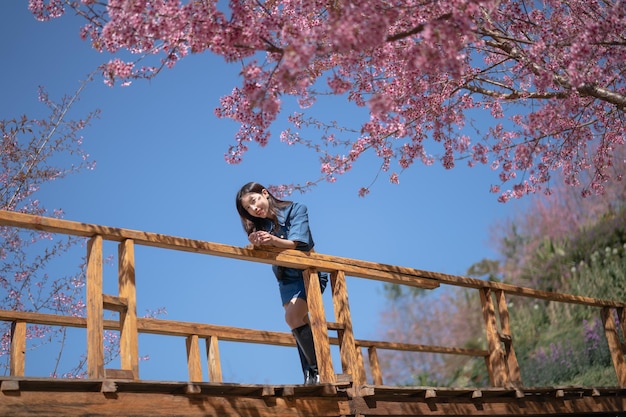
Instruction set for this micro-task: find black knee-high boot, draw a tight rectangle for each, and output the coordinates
[296,343,313,377]
[292,324,319,384]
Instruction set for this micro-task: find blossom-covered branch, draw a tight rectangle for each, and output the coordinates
[30,0,626,200]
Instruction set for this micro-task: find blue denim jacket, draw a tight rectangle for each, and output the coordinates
[265,203,327,290]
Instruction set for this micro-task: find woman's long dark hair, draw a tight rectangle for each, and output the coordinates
[235,182,291,234]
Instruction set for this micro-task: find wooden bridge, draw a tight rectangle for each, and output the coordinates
[0,209,625,416]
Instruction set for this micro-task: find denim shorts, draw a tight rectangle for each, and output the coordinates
[277,273,329,306]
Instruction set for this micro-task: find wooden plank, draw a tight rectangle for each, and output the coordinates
[186,335,203,382]
[0,380,20,392]
[1,377,625,417]
[356,340,489,357]
[10,320,26,377]
[619,307,626,351]
[368,346,383,385]
[330,271,365,385]
[428,270,624,307]
[0,390,351,417]
[0,308,489,368]
[104,369,134,380]
[303,268,335,383]
[480,288,508,387]
[355,347,365,383]
[495,290,522,386]
[0,310,88,328]
[205,336,223,383]
[0,309,298,346]
[602,307,626,386]
[100,380,117,393]
[0,309,490,371]
[118,239,139,379]
[137,317,299,345]
[102,294,128,312]
[5,210,626,307]
[350,395,626,416]
[86,235,104,379]
[0,210,438,289]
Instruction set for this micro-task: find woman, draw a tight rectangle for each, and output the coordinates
[235,181,327,385]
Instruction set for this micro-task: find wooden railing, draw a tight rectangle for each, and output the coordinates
[1,209,625,388]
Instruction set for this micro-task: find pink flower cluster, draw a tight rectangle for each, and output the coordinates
[31,0,626,199]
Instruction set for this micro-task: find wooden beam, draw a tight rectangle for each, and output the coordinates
[1,378,625,417]
[0,389,350,417]
[330,271,365,384]
[0,210,438,290]
[205,336,222,383]
[4,210,626,308]
[118,239,139,379]
[86,235,104,379]
[102,294,127,312]
[480,288,508,387]
[368,346,383,385]
[355,339,489,357]
[0,309,489,361]
[495,290,522,386]
[10,320,26,376]
[303,268,335,383]
[602,307,626,386]
[186,335,203,383]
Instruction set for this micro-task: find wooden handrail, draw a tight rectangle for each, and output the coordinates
[0,309,480,356]
[0,210,438,290]
[1,209,625,388]
[1,210,623,306]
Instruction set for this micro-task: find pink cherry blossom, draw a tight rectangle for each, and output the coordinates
[30,0,626,199]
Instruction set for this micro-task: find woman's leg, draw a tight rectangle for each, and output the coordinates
[284,297,309,330]
[284,297,319,384]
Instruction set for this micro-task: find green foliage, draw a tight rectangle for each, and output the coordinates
[516,314,614,387]
[500,209,626,386]
[520,209,626,301]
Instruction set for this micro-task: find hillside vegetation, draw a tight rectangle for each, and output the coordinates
[380,171,626,387]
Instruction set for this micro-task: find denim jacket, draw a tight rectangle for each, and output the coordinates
[266,203,327,290]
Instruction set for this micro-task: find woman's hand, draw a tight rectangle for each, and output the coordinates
[248,231,297,249]
[248,231,274,246]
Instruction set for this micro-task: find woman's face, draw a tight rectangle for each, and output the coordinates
[240,189,270,218]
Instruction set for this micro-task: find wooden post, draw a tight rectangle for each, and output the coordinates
[303,268,335,383]
[118,239,139,379]
[10,320,26,376]
[205,336,223,382]
[86,235,104,379]
[331,270,365,384]
[368,346,383,385]
[186,335,203,382]
[480,287,509,387]
[618,307,626,340]
[495,290,522,386]
[602,307,626,386]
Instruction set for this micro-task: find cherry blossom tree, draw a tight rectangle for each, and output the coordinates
[30,0,625,200]
[0,80,99,376]
[493,145,626,290]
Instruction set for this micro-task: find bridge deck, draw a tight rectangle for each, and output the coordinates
[1,376,625,417]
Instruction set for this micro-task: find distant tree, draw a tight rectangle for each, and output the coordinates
[379,147,626,387]
[378,287,488,387]
[486,167,626,386]
[30,0,625,199]
[0,81,100,376]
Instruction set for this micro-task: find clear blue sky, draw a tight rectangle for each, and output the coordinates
[1,2,526,384]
